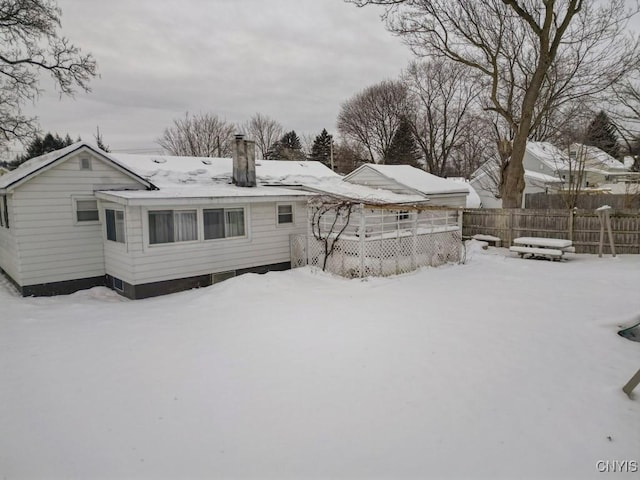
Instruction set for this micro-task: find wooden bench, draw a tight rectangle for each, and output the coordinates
[510,237,573,261]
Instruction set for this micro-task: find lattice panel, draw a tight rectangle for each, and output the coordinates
[291,230,462,278]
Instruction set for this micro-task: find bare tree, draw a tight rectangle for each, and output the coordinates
[241,113,283,159]
[0,0,97,149]
[349,0,640,207]
[403,59,480,176]
[337,80,408,163]
[157,112,236,157]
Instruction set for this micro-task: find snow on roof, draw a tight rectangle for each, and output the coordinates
[526,142,572,171]
[571,144,627,171]
[108,153,340,189]
[0,142,86,189]
[449,178,481,208]
[305,177,428,205]
[350,164,468,195]
[524,170,563,183]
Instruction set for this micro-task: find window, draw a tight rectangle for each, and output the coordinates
[76,199,99,222]
[112,277,124,291]
[149,210,197,244]
[204,208,245,240]
[397,210,410,221]
[277,204,293,224]
[80,158,92,170]
[106,209,125,243]
[0,197,4,227]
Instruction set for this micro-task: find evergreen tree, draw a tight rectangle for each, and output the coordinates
[94,126,110,152]
[267,130,305,160]
[12,132,76,166]
[309,129,333,168]
[584,111,620,159]
[385,116,421,167]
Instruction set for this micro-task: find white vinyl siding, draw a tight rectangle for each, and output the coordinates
[9,152,146,286]
[103,201,307,285]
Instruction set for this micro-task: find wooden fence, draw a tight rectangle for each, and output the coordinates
[463,209,640,254]
[525,192,640,209]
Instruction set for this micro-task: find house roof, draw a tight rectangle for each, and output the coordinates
[526,142,572,171]
[109,153,340,189]
[0,142,154,191]
[344,164,469,196]
[570,144,627,171]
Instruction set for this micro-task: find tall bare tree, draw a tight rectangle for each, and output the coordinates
[157,112,236,157]
[349,0,640,207]
[241,113,283,159]
[0,0,97,149]
[403,59,480,176]
[337,80,408,163]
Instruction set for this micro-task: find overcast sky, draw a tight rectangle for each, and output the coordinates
[20,0,412,154]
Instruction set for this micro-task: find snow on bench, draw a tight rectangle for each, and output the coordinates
[512,237,572,249]
[472,234,502,247]
[509,245,564,259]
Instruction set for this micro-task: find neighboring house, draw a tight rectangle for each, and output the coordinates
[342,164,470,207]
[470,142,569,208]
[0,166,8,176]
[568,144,640,187]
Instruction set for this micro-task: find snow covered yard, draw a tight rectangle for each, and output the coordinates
[1,243,639,479]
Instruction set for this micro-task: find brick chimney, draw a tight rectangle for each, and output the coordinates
[232,134,257,187]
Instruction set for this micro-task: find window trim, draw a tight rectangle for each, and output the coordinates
[203,206,247,241]
[148,208,200,246]
[73,196,100,225]
[1,195,8,229]
[276,203,294,226]
[0,196,4,228]
[105,208,126,244]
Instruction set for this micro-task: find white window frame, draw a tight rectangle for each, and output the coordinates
[0,195,8,229]
[0,196,4,228]
[276,203,294,226]
[105,208,126,244]
[203,206,247,241]
[73,196,100,225]
[148,209,200,246]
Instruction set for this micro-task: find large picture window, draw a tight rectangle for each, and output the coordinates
[149,210,197,244]
[204,208,245,240]
[106,209,125,243]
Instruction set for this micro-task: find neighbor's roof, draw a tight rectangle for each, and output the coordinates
[109,153,340,189]
[570,144,627,171]
[345,164,469,195]
[0,142,154,191]
[526,142,572,171]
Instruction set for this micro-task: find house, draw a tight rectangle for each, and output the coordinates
[342,163,470,207]
[568,144,640,188]
[470,142,569,208]
[0,138,469,298]
[0,138,326,298]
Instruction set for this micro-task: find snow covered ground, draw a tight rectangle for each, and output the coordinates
[1,243,639,479]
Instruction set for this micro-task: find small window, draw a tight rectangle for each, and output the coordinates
[149,210,197,244]
[397,210,410,221]
[277,204,293,224]
[106,209,125,243]
[204,208,245,240]
[76,199,99,222]
[112,277,124,292]
[80,158,92,170]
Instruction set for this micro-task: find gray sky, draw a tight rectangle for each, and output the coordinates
[23,0,413,154]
